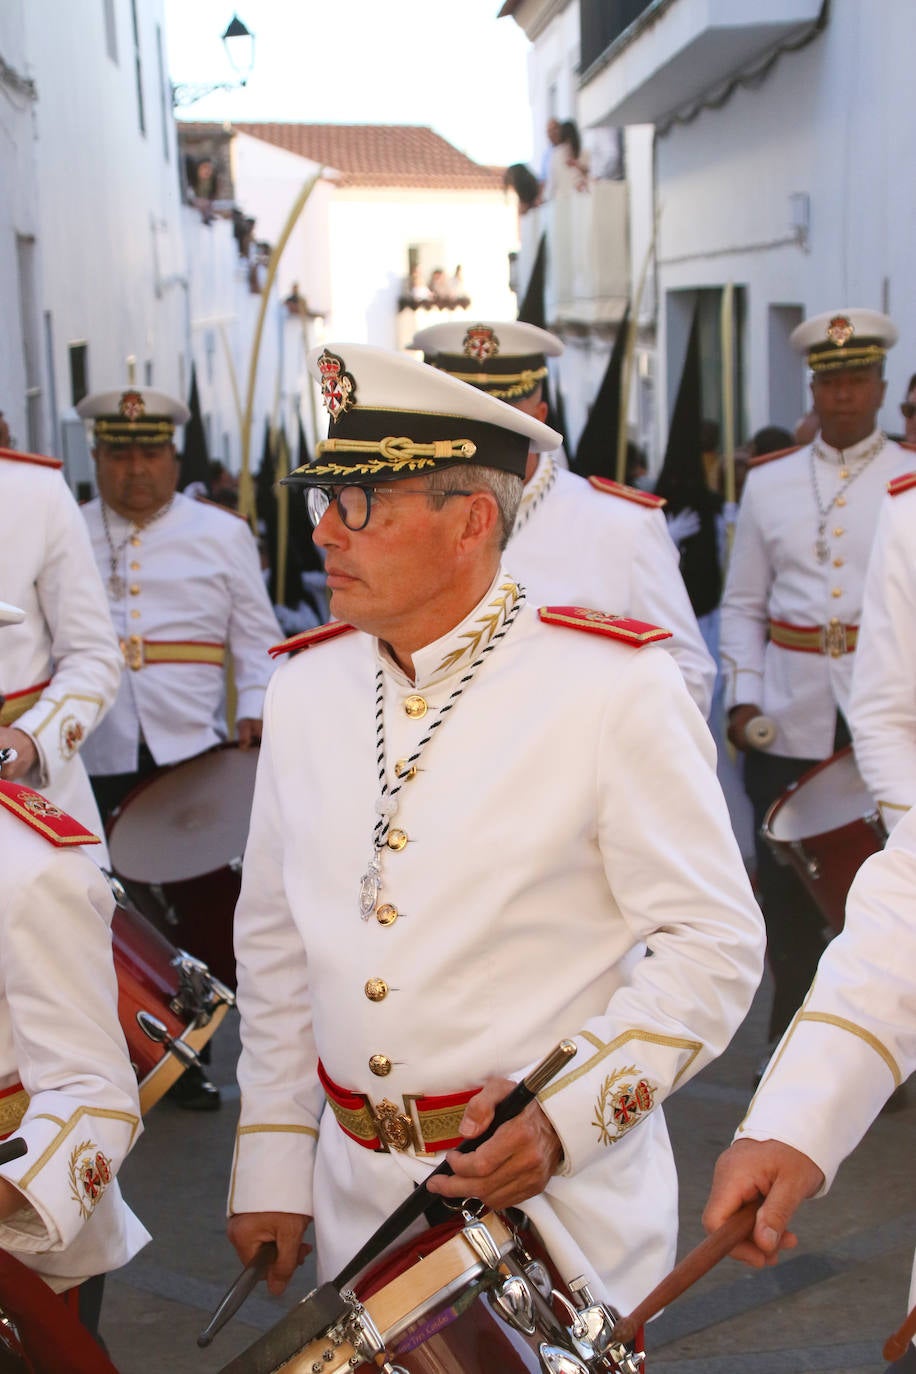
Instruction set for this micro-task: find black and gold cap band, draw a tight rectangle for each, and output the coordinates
[431,351,547,401]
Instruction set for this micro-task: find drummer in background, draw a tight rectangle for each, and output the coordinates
[0,599,148,1346]
[848,469,916,834]
[720,308,913,1075]
[410,319,716,718]
[76,384,282,1110]
[227,344,764,1314]
[0,436,122,861]
[702,802,916,1373]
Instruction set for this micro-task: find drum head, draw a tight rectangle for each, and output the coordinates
[767,749,876,842]
[109,746,259,883]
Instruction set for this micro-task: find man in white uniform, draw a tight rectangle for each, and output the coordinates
[0,446,121,858]
[703,803,916,1371]
[77,385,281,1109]
[227,344,764,1313]
[0,599,147,1345]
[848,471,916,833]
[411,319,715,717]
[720,309,913,1056]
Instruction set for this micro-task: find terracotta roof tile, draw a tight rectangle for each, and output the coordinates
[232,123,505,190]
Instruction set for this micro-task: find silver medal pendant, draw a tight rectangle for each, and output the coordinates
[814,536,829,565]
[108,573,126,600]
[358,857,381,920]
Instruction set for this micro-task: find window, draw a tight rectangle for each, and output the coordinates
[130,0,146,136]
[69,343,89,407]
[144,360,154,386]
[102,0,117,63]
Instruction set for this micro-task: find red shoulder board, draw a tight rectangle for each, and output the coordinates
[888,471,916,497]
[587,475,666,509]
[747,445,801,470]
[897,441,916,453]
[0,446,63,471]
[195,495,249,520]
[269,621,357,659]
[0,781,99,846]
[538,606,672,646]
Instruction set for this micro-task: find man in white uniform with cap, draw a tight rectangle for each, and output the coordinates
[411,319,715,717]
[0,599,148,1346]
[0,444,121,858]
[703,801,916,1371]
[720,308,913,1060]
[227,343,764,1315]
[848,469,916,834]
[77,384,281,1110]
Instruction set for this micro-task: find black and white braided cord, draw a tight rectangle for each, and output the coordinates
[512,456,557,536]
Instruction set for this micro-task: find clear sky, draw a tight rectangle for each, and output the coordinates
[163,0,535,168]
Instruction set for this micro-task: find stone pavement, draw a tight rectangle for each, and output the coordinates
[100,984,914,1374]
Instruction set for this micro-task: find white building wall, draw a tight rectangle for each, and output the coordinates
[654,0,916,446]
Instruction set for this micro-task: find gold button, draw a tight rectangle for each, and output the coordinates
[836,496,847,507]
[369,1054,392,1077]
[376,904,398,926]
[831,587,842,598]
[404,694,428,719]
[130,609,141,619]
[387,829,408,851]
[829,617,840,626]
[130,536,141,547]
[833,527,845,537]
[839,468,849,479]
[365,978,389,1002]
[129,584,141,595]
[833,558,844,568]
[130,561,141,570]
[394,759,417,781]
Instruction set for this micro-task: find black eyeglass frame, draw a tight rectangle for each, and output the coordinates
[305,483,474,532]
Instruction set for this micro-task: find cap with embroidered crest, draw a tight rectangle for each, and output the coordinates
[790,309,898,374]
[410,320,563,402]
[76,387,190,445]
[285,342,561,489]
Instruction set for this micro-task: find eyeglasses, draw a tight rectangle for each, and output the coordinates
[306,484,472,532]
[900,402,916,420]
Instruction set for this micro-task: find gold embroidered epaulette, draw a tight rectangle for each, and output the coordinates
[195,495,249,520]
[587,475,666,509]
[538,606,672,646]
[268,621,357,659]
[888,471,916,497]
[0,446,63,471]
[747,445,801,470]
[0,781,100,846]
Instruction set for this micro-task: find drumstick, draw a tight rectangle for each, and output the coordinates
[609,1199,760,1347]
[198,1242,277,1347]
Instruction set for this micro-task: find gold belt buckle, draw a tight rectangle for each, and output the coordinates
[370,1097,419,1153]
[822,621,848,657]
[120,635,145,671]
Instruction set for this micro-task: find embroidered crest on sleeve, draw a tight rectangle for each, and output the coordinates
[69,1141,113,1218]
[60,716,85,760]
[593,1066,657,1146]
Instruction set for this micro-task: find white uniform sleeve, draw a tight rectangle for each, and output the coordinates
[229,676,322,1218]
[224,520,282,723]
[720,477,772,712]
[848,497,916,832]
[737,804,916,1189]
[0,851,142,1252]
[15,478,122,788]
[535,649,765,1176]
[631,508,716,717]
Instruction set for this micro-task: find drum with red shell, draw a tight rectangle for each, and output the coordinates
[762,745,887,932]
[107,743,259,990]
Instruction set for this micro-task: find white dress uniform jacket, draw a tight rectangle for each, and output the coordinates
[79,493,281,774]
[848,475,916,832]
[0,800,148,1291]
[509,455,716,717]
[738,803,916,1339]
[231,572,764,1311]
[0,455,121,847]
[720,433,913,759]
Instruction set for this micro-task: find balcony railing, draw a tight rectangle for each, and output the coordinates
[580,0,655,75]
[516,181,630,328]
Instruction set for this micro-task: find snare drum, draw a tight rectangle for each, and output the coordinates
[107,743,259,989]
[762,746,887,932]
[112,894,233,1114]
[285,1211,638,1373]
